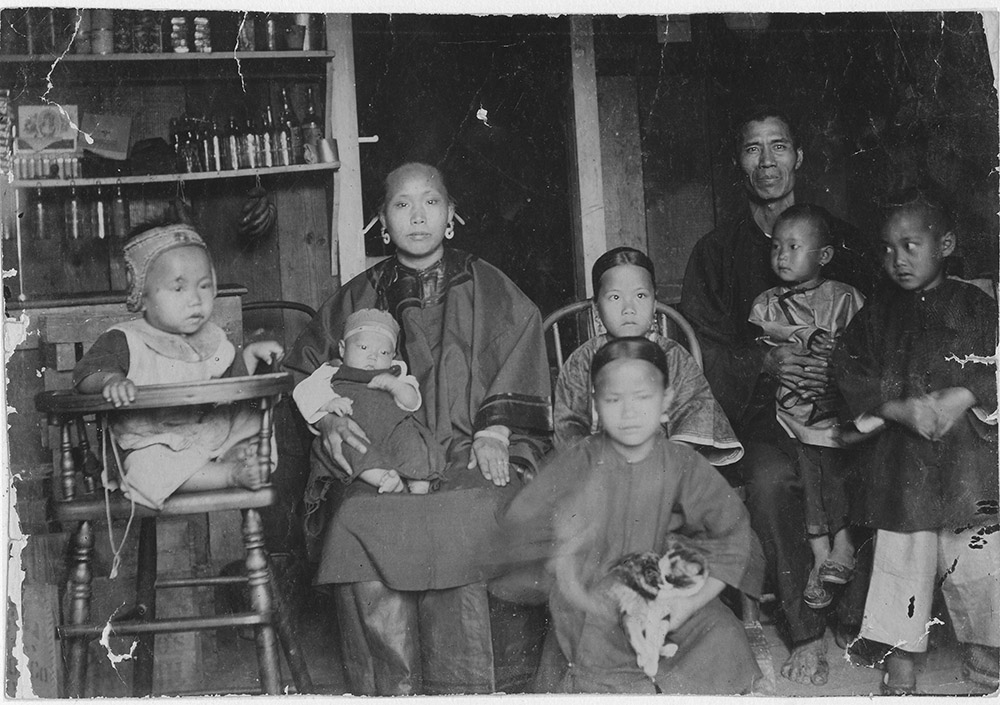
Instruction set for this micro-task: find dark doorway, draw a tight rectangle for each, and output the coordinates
[352,14,577,316]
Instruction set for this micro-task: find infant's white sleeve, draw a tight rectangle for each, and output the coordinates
[292,364,342,427]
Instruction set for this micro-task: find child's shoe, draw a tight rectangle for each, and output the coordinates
[817,559,855,585]
[803,577,832,610]
[962,643,1000,691]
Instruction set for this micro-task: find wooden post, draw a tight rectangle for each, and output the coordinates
[567,16,606,299]
[597,76,647,253]
[325,14,366,285]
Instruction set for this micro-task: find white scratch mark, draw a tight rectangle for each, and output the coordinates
[234,12,248,93]
[40,11,93,145]
[841,618,945,668]
[99,604,138,682]
[4,312,29,366]
[945,353,998,368]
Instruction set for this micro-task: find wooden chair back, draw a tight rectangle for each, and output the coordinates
[542,300,702,372]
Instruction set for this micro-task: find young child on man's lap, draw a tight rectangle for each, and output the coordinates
[748,204,864,609]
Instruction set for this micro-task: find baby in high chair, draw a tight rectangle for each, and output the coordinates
[73,221,283,510]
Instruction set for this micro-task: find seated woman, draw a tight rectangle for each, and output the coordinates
[554,247,743,467]
[283,162,552,695]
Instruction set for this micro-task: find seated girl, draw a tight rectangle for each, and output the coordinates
[553,247,743,467]
[498,337,764,694]
[73,222,282,510]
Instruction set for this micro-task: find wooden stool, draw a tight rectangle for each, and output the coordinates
[35,374,312,697]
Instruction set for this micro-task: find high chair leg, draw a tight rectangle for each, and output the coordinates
[267,555,313,693]
[65,521,94,698]
[242,508,282,694]
[132,518,157,697]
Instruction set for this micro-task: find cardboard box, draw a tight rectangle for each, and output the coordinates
[80,113,132,161]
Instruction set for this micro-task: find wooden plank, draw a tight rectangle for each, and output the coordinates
[597,75,647,253]
[0,51,334,63]
[19,583,62,698]
[567,16,606,298]
[326,14,364,284]
[14,162,340,190]
[275,178,334,312]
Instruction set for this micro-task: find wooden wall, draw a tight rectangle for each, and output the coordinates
[593,13,999,301]
[1,55,338,310]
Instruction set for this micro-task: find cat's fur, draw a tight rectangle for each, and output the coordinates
[606,541,709,679]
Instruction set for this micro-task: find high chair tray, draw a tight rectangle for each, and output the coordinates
[36,373,293,414]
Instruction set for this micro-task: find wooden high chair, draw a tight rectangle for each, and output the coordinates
[35,374,313,697]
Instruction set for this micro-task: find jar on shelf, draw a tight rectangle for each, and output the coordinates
[170,16,190,53]
[193,16,211,53]
[113,10,134,53]
[91,9,113,55]
[133,11,162,53]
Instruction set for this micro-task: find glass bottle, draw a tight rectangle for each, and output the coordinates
[227,115,243,170]
[274,106,291,167]
[209,118,224,172]
[66,185,81,240]
[302,85,323,157]
[280,87,303,165]
[243,116,258,169]
[259,108,275,168]
[34,186,50,240]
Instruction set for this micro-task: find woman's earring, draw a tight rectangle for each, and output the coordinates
[381,227,391,245]
[445,222,455,240]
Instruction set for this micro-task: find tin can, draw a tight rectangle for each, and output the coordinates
[265,14,278,51]
[237,13,255,51]
[73,9,91,54]
[294,13,312,51]
[91,9,113,55]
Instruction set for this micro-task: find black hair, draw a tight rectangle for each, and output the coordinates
[881,189,953,239]
[591,247,656,299]
[732,105,800,161]
[591,336,670,388]
[773,203,834,248]
[379,161,454,215]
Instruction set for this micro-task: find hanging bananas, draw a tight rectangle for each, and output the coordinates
[237,185,278,240]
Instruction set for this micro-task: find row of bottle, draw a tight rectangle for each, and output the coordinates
[18,184,130,243]
[170,87,323,173]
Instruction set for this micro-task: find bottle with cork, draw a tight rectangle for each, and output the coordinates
[279,88,303,165]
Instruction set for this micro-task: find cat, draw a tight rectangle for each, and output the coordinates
[606,541,709,679]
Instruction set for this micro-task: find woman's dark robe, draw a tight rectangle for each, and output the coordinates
[284,248,552,590]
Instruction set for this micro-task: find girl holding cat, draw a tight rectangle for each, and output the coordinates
[498,337,763,694]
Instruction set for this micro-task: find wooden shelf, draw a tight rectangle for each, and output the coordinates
[11,161,340,189]
[0,50,335,63]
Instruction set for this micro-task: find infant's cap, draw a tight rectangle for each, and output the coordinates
[343,308,399,347]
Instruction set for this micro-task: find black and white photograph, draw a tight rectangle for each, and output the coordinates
[1,4,997,699]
